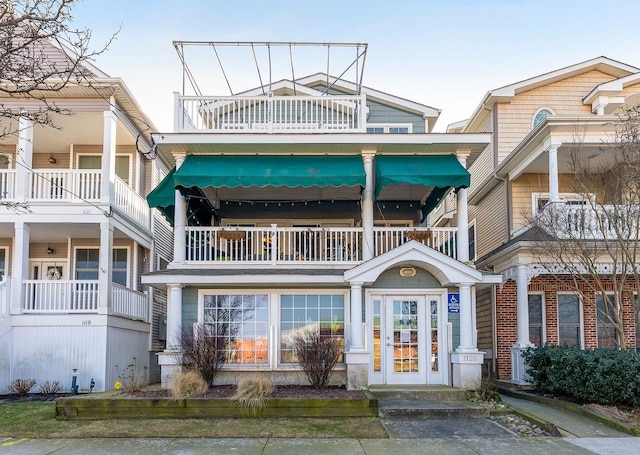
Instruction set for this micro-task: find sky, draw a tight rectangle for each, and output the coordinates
[70,0,640,133]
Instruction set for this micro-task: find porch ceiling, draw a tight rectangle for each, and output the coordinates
[0,222,137,243]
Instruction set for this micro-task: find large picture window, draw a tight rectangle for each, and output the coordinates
[203,294,269,365]
[280,294,345,363]
[558,294,582,348]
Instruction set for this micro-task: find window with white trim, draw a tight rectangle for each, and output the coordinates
[557,293,582,348]
[78,154,131,183]
[596,293,617,349]
[468,221,476,261]
[75,248,128,285]
[528,293,545,347]
[532,108,553,128]
[366,123,412,134]
[280,294,345,363]
[202,293,269,365]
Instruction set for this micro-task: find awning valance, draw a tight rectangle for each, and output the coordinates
[374,154,470,198]
[146,167,176,222]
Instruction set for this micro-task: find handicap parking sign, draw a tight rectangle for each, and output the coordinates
[448,293,460,313]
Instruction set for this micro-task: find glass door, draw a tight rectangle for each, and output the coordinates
[384,296,426,384]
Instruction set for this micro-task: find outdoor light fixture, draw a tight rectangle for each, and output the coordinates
[48,155,57,164]
[47,244,55,255]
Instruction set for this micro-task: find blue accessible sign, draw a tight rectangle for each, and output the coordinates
[447,293,460,313]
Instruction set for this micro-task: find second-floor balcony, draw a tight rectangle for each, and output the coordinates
[183,225,458,264]
[0,169,149,228]
[175,94,367,133]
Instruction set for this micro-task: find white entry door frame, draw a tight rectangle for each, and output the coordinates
[367,289,448,386]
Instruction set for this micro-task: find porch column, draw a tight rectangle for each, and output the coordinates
[512,264,533,384]
[172,154,187,264]
[101,108,117,204]
[158,283,183,388]
[97,221,113,315]
[10,221,29,315]
[16,116,34,202]
[345,280,368,390]
[361,152,375,261]
[548,147,559,202]
[451,282,483,388]
[456,187,469,263]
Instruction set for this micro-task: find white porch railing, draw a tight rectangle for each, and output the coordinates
[175,94,367,133]
[185,226,458,264]
[112,283,148,321]
[0,170,16,200]
[31,169,102,201]
[113,176,150,227]
[0,277,10,317]
[23,280,99,312]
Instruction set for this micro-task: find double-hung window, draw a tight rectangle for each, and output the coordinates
[595,294,617,349]
[528,294,545,347]
[557,294,582,348]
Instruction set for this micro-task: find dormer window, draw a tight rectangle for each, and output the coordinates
[532,108,553,128]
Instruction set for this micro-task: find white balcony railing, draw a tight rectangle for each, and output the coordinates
[185,226,458,264]
[113,176,150,227]
[112,283,148,321]
[23,280,99,312]
[532,202,640,240]
[175,94,367,133]
[31,169,102,201]
[0,170,17,200]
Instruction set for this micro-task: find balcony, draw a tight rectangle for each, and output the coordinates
[22,280,148,321]
[175,94,367,133]
[184,226,458,264]
[0,169,149,228]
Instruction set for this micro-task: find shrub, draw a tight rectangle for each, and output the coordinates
[176,324,226,386]
[231,377,274,415]
[291,327,342,389]
[170,370,209,398]
[114,357,148,393]
[38,380,64,394]
[523,345,640,407]
[8,378,37,395]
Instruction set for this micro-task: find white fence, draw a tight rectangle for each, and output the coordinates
[0,170,16,200]
[176,94,367,133]
[185,226,458,264]
[538,203,640,240]
[111,283,148,321]
[31,169,102,201]
[113,176,150,227]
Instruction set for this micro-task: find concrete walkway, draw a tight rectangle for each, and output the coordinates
[500,394,631,438]
[1,436,638,454]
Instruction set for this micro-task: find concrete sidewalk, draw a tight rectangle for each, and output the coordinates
[2,436,639,454]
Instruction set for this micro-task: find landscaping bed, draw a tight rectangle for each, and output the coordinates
[55,386,378,420]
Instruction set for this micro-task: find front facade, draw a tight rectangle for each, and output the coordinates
[0,41,173,392]
[461,57,640,382]
[144,42,500,390]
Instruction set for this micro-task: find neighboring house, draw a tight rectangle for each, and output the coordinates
[458,56,640,383]
[143,42,500,390]
[0,40,173,393]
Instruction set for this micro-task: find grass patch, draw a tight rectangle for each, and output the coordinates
[0,402,387,439]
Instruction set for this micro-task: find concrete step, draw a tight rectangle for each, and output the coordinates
[368,385,468,401]
[377,399,489,418]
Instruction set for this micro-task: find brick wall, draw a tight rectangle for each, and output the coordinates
[495,275,637,380]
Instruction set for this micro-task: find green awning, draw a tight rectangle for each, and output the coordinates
[374,154,470,198]
[174,155,365,189]
[146,167,176,222]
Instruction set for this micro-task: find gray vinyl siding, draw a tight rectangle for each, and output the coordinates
[475,184,508,259]
[151,288,167,351]
[372,267,440,288]
[476,286,493,353]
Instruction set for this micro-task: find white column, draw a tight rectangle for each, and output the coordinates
[97,221,113,314]
[361,153,375,261]
[548,147,559,202]
[10,222,29,314]
[456,187,469,263]
[349,282,365,351]
[456,283,475,352]
[172,154,187,264]
[16,116,34,202]
[102,109,117,203]
[515,264,532,347]
[167,283,183,350]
